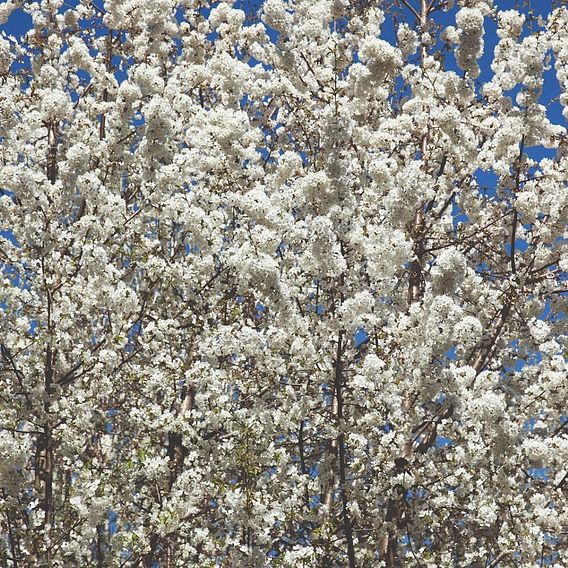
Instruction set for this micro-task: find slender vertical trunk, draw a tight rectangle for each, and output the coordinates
[297,420,311,509]
[46,122,57,184]
[36,124,59,561]
[142,533,159,568]
[407,207,425,306]
[35,334,55,564]
[96,523,107,568]
[334,333,356,568]
[99,30,113,141]
[167,383,195,490]
[322,392,339,513]
[322,332,356,567]
[3,489,20,567]
[44,324,55,521]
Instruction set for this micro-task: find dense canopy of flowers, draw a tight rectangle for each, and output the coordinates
[0,0,566,566]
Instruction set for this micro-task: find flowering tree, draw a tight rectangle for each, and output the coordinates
[0,0,567,565]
